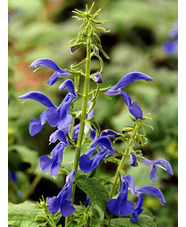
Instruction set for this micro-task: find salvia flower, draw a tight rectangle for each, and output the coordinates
[162,21,178,55]
[121,90,143,119]
[100,129,120,139]
[93,72,102,83]
[130,152,137,167]
[122,175,166,222]
[107,180,135,216]
[139,158,173,183]
[47,170,75,216]
[30,58,71,85]
[19,79,77,135]
[79,137,116,173]
[104,72,153,96]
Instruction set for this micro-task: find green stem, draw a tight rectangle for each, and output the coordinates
[109,121,139,198]
[65,35,91,226]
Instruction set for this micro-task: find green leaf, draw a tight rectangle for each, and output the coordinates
[110,216,157,227]
[75,175,112,218]
[8,201,45,227]
[66,221,81,227]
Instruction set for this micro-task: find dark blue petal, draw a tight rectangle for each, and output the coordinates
[50,161,60,177]
[39,155,52,172]
[122,175,135,195]
[131,193,144,223]
[85,195,91,208]
[105,72,153,96]
[93,72,102,83]
[120,90,131,107]
[100,129,120,139]
[120,200,135,216]
[108,199,120,216]
[46,107,59,127]
[49,130,69,147]
[130,152,137,167]
[90,129,96,140]
[149,165,157,183]
[90,137,116,155]
[135,186,166,205]
[129,102,143,119]
[19,91,55,108]
[31,58,63,72]
[91,149,108,170]
[29,119,43,136]
[79,154,93,173]
[72,123,80,139]
[47,196,60,214]
[57,114,72,131]
[60,200,75,217]
[66,170,75,185]
[85,148,97,157]
[58,94,74,119]
[59,79,77,98]
[50,143,64,163]
[46,71,59,86]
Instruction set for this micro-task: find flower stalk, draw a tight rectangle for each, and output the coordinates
[109,120,139,198]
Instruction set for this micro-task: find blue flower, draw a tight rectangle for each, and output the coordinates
[47,170,75,216]
[100,129,120,139]
[79,137,116,173]
[121,90,143,119]
[104,72,153,96]
[104,72,153,119]
[107,180,135,216]
[139,158,173,183]
[162,21,178,55]
[30,58,71,85]
[19,79,77,136]
[130,152,137,167]
[93,72,102,83]
[122,175,166,223]
[39,129,69,177]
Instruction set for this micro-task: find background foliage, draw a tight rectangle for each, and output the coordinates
[8,0,178,226]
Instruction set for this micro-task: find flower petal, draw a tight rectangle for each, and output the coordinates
[19,91,55,108]
[46,107,59,127]
[120,90,131,107]
[135,186,166,205]
[90,137,116,155]
[31,58,63,72]
[66,170,75,185]
[120,200,135,216]
[79,154,92,173]
[49,130,69,146]
[130,152,137,167]
[39,155,52,172]
[93,72,102,83]
[122,175,135,195]
[100,129,120,139]
[50,161,60,177]
[57,114,72,131]
[29,119,43,136]
[105,72,153,96]
[108,199,120,216]
[149,165,157,183]
[46,71,59,86]
[130,193,144,223]
[60,200,75,217]
[129,102,143,119]
[59,79,77,98]
[47,196,60,214]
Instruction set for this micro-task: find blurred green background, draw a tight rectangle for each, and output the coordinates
[8,0,178,226]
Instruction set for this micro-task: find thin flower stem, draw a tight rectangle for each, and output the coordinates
[109,120,139,198]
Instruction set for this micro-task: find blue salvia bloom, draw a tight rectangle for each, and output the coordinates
[93,72,102,83]
[47,170,75,216]
[107,180,135,216]
[19,79,77,136]
[104,72,153,119]
[104,72,153,96]
[121,90,143,119]
[39,129,69,177]
[30,58,71,85]
[122,175,166,223]
[139,157,173,183]
[100,129,120,139]
[162,21,178,55]
[130,152,137,167]
[79,137,116,173]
